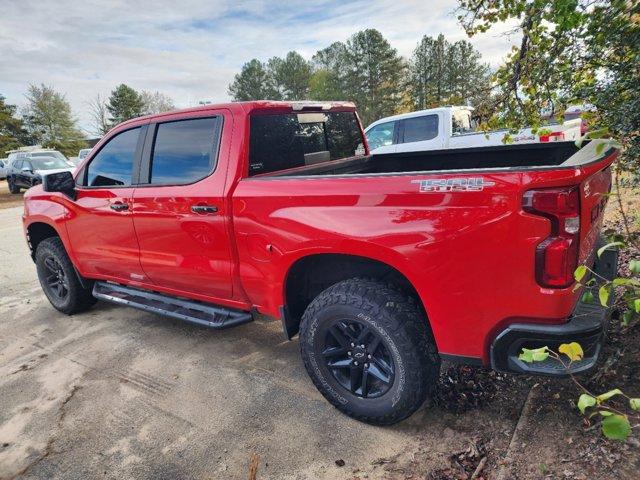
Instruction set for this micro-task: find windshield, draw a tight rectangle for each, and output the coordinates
[30,151,68,162]
[30,157,70,170]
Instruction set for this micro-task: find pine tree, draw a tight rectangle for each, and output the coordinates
[310,42,349,101]
[228,59,276,101]
[107,84,145,125]
[409,35,490,110]
[343,29,405,126]
[267,51,312,100]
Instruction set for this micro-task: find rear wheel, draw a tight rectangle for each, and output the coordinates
[8,177,20,194]
[299,278,440,425]
[35,237,96,314]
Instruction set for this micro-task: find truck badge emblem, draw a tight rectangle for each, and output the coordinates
[412,177,496,193]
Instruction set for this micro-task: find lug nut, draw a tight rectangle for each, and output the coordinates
[347,351,352,356]
[367,354,372,359]
[360,344,365,349]
[350,342,355,347]
[364,363,369,368]
[354,361,359,366]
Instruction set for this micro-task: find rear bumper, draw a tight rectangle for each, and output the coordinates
[490,246,618,376]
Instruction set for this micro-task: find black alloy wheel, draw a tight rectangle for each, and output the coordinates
[35,237,96,314]
[43,255,69,300]
[321,319,395,398]
[299,278,441,425]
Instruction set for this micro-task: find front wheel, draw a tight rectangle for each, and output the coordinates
[35,237,96,314]
[299,278,440,425]
[8,177,20,194]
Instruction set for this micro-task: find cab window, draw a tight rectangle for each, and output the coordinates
[400,115,438,143]
[249,112,364,176]
[149,117,221,185]
[366,122,395,150]
[85,127,141,187]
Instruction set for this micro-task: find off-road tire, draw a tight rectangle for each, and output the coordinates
[299,278,440,425]
[35,237,96,314]
[8,177,20,194]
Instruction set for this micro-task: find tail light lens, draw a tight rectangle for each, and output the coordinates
[523,187,580,288]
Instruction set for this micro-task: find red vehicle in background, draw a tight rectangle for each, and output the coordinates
[22,101,617,424]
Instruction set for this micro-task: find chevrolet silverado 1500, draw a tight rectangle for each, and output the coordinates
[22,101,617,424]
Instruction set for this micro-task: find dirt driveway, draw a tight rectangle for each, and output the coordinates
[0,180,24,210]
[0,204,636,479]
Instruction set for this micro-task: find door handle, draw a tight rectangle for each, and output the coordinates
[110,202,129,212]
[191,205,218,214]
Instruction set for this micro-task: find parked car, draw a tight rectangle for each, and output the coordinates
[7,148,75,168]
[364,106,584,154]
[23,101,617,425]
[0,158,8,179]
[77,148,92,162]
[7,155,74,193]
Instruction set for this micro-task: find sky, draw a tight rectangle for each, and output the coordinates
[0,0,519,136]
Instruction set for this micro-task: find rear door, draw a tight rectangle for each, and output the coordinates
[396,113,443,153]
[131,112,234,300]
[66,125,148,282]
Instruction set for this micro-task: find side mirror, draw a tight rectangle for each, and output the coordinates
[22,166,33,173]
[43,171,76,199]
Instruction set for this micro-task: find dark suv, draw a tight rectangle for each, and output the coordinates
[7,156,74,193]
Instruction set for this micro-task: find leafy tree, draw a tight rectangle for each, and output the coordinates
[0,95,29,154]
[457,0,639,179]
[22,84,85,156]
[140,90,176,115]
[408,34,490,110]
[267,51,312,100]
[228,59,277,101]
[107,84,144,125]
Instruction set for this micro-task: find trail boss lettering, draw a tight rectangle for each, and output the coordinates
[412,177,495,192]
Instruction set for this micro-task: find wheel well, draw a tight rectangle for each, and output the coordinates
[283,254,426,338]
[27,222,59,258]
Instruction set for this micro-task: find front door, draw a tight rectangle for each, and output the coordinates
[66,125,148,283]
[131,113,234,300]
[16,160,34,188]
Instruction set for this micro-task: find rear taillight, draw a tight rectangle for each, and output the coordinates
[523,187,580,288]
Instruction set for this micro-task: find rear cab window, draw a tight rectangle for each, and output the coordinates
[148,116,222,185]
[399,114,439,143]
[248,111,365,176]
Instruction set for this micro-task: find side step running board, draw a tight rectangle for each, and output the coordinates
[93,282,253,330]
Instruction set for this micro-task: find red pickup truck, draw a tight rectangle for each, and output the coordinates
[23,101,618,425]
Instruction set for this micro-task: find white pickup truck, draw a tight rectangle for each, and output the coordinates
[364,106,584,154]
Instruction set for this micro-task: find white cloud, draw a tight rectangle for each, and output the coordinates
[0,0,519,135]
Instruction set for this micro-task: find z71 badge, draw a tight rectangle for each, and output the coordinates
[412,177,495,193]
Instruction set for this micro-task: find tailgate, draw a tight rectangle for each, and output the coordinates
[578,161,613,265]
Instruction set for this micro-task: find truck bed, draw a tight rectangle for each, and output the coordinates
[267,141,584,177]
